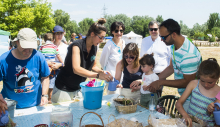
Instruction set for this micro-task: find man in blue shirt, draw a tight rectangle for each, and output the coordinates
[0,28,50,111]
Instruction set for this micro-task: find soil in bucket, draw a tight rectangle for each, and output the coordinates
[80,81,105,109]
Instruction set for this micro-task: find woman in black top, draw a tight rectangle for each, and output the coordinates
[115,43,143,102]
[52,18,113,103]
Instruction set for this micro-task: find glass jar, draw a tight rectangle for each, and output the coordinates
[50,106,73,127]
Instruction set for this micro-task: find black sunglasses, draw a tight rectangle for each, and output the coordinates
[160,33,172,41]
[149,28,158,31]
[115,30,123,33]
[96,34,105,40]
[124,55,136,60]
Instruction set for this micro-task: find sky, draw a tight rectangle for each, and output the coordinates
[48,0,220,28]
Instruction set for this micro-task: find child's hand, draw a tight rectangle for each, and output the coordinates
[182,115,192,127]
[116,84,123,88]
[143,85,148,91]
[207,102,215,114]
[215,99,220,110]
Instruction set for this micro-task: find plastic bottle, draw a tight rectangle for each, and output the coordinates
[149,94,156,114]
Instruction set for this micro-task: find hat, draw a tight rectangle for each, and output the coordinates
[53,25,64,33]
[17,28,37,49]
[12,37,18,42]
[78,33,82,36]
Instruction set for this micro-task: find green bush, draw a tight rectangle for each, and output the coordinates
[99,42,106,48]
[209,37,216,42]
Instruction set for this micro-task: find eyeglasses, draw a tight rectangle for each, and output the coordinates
[124,55,136,60]
[160,33,173,41]
[96,34,105,40]
[149,28,158,31]
[115,30,123,33]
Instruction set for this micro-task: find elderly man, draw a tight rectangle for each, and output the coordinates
[140,21,171,97]
[146,19,202,111]
[0,28,50,112]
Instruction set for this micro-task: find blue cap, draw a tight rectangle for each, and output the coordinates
[53,25,64,33]
[151,94,154,96]
[79,33,82,36]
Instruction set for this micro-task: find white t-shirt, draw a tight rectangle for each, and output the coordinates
[140,73,159,94]
[99,39,125,77]
[140,36,171,73]
[55,43,68,63]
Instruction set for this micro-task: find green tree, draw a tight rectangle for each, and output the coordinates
[0,0,55,38]
[78,18,94,35]
[207,13,220,30]
[211,27,220,39]
[156,15,163,23]
[179,20,190,37]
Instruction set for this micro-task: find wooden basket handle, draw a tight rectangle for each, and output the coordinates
[79,112,104,127]
[124,98,134,106]
[117,95,125,99]
[194,112,204,125]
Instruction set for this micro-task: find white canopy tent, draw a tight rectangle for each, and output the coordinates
[122,31,143,48]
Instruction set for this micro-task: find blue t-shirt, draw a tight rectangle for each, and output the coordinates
[0,49,50,108]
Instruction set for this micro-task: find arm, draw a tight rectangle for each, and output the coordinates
[159,58,174,80]
[176,80,196,126]
[40,76,49,106]
[99,42,111,69]
[56,54,64,64]
[72,46,111,82]
[115,61,123,88]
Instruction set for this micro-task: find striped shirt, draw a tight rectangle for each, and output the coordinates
[187,80,216,126]
[39,41,59,62]
[171,37,201,97]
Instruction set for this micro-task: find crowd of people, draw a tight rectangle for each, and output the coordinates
[0,18,220,126]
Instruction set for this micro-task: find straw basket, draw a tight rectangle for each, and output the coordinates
[79,112,104,127]
[113,95,137,114]
[106,114,143,127]
[188,112,208,127]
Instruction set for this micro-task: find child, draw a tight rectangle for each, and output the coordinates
[139,54,159,107]
[207,91,220,113]
[39,33,64,66]
[176,58,220,127]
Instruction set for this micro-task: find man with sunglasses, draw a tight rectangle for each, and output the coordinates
[146,19,202,111]
[140,21,171,97]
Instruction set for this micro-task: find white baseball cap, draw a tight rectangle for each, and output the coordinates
[17,28,37,49]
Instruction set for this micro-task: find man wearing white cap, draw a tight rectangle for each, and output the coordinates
[0,28,50,111]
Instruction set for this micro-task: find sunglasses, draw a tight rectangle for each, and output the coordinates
[149,28,158,31]
[124,55,136,60]
[96,34,105,40]
[159,32,172,41]
[114,30,123,33]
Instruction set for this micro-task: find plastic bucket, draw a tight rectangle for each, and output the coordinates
[214,102,220,125]
[108,78,119,91]
[5,98,17,118]
[80,81,105,109]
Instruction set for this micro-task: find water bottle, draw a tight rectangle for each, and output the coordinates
[149,94,156,114]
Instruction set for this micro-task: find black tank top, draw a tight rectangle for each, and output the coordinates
[55,38,97,92]
[122,66,143,88]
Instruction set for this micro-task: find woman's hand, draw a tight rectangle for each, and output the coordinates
[99,71,113,82]
[51,62,62,70]
[116,84,123,88]
[130,80,141,92]
[182,115,192,127]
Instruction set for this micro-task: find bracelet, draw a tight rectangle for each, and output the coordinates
[41,95,48,98]
[96,73,99,78]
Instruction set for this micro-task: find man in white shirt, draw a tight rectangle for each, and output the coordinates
[140,21,171,97]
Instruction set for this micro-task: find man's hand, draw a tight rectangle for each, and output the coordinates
[0,94,7,114]
[40,96,48,106]
[146,80,162,93]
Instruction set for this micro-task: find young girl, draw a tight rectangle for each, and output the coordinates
[176,58,220,126]
[115,43,143,102]
[139,54,159,107]
[207,91,220,113]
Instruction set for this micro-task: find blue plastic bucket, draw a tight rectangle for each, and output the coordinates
[214,102,220,125]
[80,81,105,109]
[108,78,119,91]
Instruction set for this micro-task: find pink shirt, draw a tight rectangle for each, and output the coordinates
[216,91,220,100]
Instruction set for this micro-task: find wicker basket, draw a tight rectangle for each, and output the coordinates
[188,112,208,127]
[79,112,104,127]
[106,114,143,127]
[113,95,137,114]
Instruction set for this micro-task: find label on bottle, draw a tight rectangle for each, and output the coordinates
[149,105,155,111]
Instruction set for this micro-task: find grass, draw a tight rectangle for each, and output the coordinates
[0,47,220,97]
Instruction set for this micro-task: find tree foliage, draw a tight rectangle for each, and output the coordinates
[156,15,163,23]
[78,18,94,35]
[0,0,55,38]
[207,13,220,30]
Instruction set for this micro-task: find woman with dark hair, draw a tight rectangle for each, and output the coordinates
[115,43,143,102]
[99,21,125,95]
[52,18,112,103]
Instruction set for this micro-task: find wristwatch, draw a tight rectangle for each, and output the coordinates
[96,73,99,78]
[41,95,48,98]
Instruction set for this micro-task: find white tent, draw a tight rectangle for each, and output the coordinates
[122,31,143,48]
